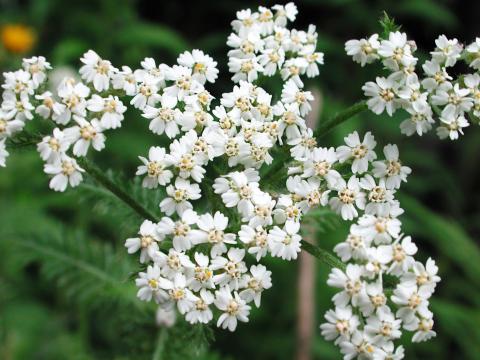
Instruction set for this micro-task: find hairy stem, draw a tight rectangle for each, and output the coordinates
[76,157,160,222]
[313,100,368,139]
[301,240,346,270]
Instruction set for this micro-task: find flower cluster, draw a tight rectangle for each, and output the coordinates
[346,32,480,140]
[0,3,443,357]
[321,170,441,358]
[0,51,132,190]
[228,2,324,85]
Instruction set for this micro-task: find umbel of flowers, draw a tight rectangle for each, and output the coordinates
[346,31,480,139]
[0,2,457,359]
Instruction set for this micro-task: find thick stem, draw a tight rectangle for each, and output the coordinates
[313,100,368,139]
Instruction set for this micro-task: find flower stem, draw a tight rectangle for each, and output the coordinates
[152,327,168,360]
[76,157,160,223]
[301,240,346,270]
[313,100,368,139]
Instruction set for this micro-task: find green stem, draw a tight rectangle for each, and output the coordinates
[313,100,368,139]
[152,327,168,360]
[76,157,160,223]
[301,240,346,270]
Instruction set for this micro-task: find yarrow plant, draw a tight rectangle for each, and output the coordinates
[4,3,475,359]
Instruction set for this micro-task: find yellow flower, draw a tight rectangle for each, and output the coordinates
[1,24,35,54]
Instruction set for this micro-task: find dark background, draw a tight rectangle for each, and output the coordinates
[0,0,479,359]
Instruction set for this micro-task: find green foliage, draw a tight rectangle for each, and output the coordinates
[379,11,401,38]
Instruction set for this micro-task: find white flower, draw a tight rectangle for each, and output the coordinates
[373,343,405,360]
[281,79,313,116]
[267,223,301,261]
[44,155,84,192]
[400,258,440,296]
[37,128,70,162]
[136,265,169,303]
[160,177,201,216]
[372,144,411,189]
[466,38,480,70]
[0,139,8,167]
[228,57,264,83]
[287,128,317,160]
[214,286,251,332]
[125,220,161,263]
[431,82,473,116]
[397,74,428,112]
[35,91,66,119]
[239,264,272,307]
[320,306,359,344]
[334,231,369,262]
[187,252,215,291]
[155,249,194,279]
[79,50,116,91]
[87,95,127,129]
[142,94,182,138]
[185,289,214,324]
[421,60,452,92]
[337,131,377,174]
[327,264,367,307]
[2,69,33,95]
[358,280,387,317]
[360,175,395,215]
[272,101,306,141]
[392,285,432,323]
[258,47,285,76]
[362,76,399,116]
[238,225,269,261]
[160,273,197,314]
[329,176,366,221]
[272,3,298,26]
[339,330,377,360]
[0,111,24,139]
[364,307,402,346]
[165,140,206,183]
[302,146,341,186]
[178,49,219,84]
[112,65,137,95]
[345,34,380,66]
[212,248,247,290]
[378,31,416,71]
[399,106,434,137]
[22,56,51,87]
[272,194,302,232]
[194,211,237,257]
[378,235,417,275]
[65,117,105,157]
[2,92,34,121]
[217,170,262,219]
[157,209,199,252]
[301,46,324,78]
[431,35,462,67]
[136,146,173,189]
[131,74,161,110]
[55,81,90,124]
[437,107,469,140]
[164,65,200,101]
[355,213,401,245]
[404,315,436,343]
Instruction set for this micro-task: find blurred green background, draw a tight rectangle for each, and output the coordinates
[1,0,479,359]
